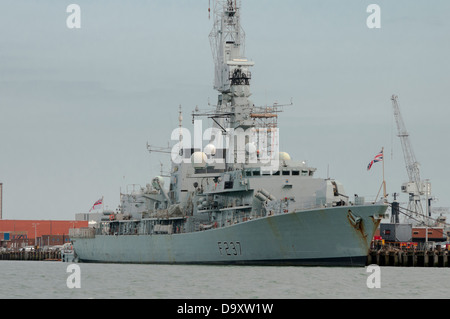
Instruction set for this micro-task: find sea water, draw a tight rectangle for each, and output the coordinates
[0,261,449,299]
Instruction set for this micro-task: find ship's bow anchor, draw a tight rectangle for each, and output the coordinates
[347,210,367,239]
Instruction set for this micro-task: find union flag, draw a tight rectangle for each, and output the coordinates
[89,198,103,212]
[367,150,383,171]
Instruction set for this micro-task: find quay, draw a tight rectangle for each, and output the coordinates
[0,250,61,261]
[2,248,449,266]
[367,248,450,267]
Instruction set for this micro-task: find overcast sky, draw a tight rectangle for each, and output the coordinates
[1,0,449,220]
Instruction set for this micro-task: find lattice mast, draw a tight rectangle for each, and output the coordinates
[209,0,246,94]
[204,1,282,164]
[206,0,255,133]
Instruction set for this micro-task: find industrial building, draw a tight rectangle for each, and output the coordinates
[0,220,88,250]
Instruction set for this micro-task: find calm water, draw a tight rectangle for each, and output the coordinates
[0,261,449,299]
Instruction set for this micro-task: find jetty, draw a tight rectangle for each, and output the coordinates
[367,248,449,267]
[0,250,61,261]
[2,246,449,267]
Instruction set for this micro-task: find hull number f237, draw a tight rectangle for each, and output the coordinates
[218,241,242,256]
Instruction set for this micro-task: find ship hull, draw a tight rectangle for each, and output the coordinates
[72,204,387,266]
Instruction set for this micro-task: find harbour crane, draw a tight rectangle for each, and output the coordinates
[391,95,431,224]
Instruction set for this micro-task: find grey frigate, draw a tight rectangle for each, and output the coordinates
[70,0,388,266]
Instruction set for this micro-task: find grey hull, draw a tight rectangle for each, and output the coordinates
[72,204,386,267]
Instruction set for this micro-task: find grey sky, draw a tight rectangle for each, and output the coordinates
[1,0,449,220]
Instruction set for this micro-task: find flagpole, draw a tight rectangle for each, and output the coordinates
[372,148,387,203]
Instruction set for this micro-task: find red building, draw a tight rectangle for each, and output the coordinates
[412,227,447,243]
[0,220,88,249]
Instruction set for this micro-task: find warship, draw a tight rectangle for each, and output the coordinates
[70,0,388,266]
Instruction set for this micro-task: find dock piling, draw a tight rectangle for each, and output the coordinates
[367,248,449,267]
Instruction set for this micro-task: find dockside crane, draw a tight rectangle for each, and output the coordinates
[391,95,431,225]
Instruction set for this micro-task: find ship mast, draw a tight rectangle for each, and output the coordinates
[209,0,246,94]
[194,1,282,168]
[207,0,254,130]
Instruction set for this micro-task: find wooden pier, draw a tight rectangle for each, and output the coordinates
[367,249,450,267]
[0,250,61,261]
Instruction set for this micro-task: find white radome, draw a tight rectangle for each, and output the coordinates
[278,152,291,161]
[191,152,208,168]
[204,144,217,156]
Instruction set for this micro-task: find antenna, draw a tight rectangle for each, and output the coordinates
[159,161,171,178]
[178,104,183,142]
[209,0,247,93]
[146,142,171,154]
[147,106,184,156]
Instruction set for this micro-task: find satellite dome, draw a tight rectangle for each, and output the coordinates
[191,152,208,168]
[204,144,216,156]
[278,152,291,161]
